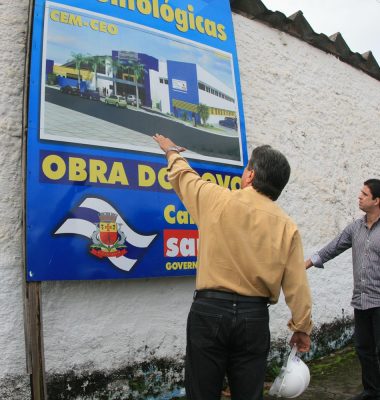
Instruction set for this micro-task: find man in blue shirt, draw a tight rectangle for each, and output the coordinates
[305,179,380,400]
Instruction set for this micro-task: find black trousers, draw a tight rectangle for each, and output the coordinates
[185,294,270,400]
[354,307,380,398]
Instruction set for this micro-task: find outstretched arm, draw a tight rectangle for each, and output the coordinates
[152,134,227,226]
[306,223,355,269]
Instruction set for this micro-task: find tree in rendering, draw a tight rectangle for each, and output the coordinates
[87,55,105,91]
[71,52,85,88]
[197,103,210,126]
[108,57,123,95]
[129,60,145,109]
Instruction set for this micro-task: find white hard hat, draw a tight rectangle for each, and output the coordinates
[269,345,310,398]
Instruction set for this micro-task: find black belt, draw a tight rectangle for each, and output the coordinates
[194,290,268,304]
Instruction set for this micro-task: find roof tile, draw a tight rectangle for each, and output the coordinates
[231,0,380,81]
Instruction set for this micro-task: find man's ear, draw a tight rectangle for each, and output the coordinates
[247,169,255,185]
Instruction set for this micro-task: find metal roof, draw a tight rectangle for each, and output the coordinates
[230,0,380,81]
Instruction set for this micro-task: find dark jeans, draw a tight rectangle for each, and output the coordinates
[354,307,380,398]
[185,296,270,400]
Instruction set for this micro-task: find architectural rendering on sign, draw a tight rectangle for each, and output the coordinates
[41,3,243,164]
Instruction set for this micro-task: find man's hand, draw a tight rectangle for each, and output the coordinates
[304,259,313,269]
[153,134,186,154]
[289,332,310,353]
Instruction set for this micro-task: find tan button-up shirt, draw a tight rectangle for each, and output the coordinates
[167,153,312,335]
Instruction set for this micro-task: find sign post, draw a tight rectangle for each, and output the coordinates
[26,282,47,400]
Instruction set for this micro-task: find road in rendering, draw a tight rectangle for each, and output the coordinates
[45,87,241,161]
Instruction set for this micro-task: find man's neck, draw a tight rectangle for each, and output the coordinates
[366,209,380,228]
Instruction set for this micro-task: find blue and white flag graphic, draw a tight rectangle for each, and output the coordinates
[55,197,157,272]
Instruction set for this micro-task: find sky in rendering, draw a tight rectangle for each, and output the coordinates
[45,4,235,89]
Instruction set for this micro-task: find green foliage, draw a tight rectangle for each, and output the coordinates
[47,73,57,85]
[70,52,85,84]
[197,103,209,125]
[266,363,282,380]
[308,346,356,377]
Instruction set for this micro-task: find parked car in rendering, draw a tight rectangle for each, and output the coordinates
[104,94,127,108]
[126,94,141,106]
[219,116,237,130]
[60,85,80,95]
[80,89,100,101]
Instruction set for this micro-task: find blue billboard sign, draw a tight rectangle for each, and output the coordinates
[26,0,248,280]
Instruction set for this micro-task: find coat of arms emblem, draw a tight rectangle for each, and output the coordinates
[90,212,127,258]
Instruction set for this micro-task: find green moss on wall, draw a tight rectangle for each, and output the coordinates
[46,315,354,399]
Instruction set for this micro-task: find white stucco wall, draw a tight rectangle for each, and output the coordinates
[233,13,380,335]
[0,0,30,385]
[1,2,380,396]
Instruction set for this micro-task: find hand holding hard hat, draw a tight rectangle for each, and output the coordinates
[269,345,310,398]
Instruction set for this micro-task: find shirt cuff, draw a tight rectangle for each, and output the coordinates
[311,253,324,268]
[167,152,184,169]
[287,319,313,336]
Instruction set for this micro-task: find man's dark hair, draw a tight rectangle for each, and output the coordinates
[248,145,291,201]
[364,179,380,201]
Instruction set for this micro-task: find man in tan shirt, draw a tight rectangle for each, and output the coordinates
[153,134,312,400]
